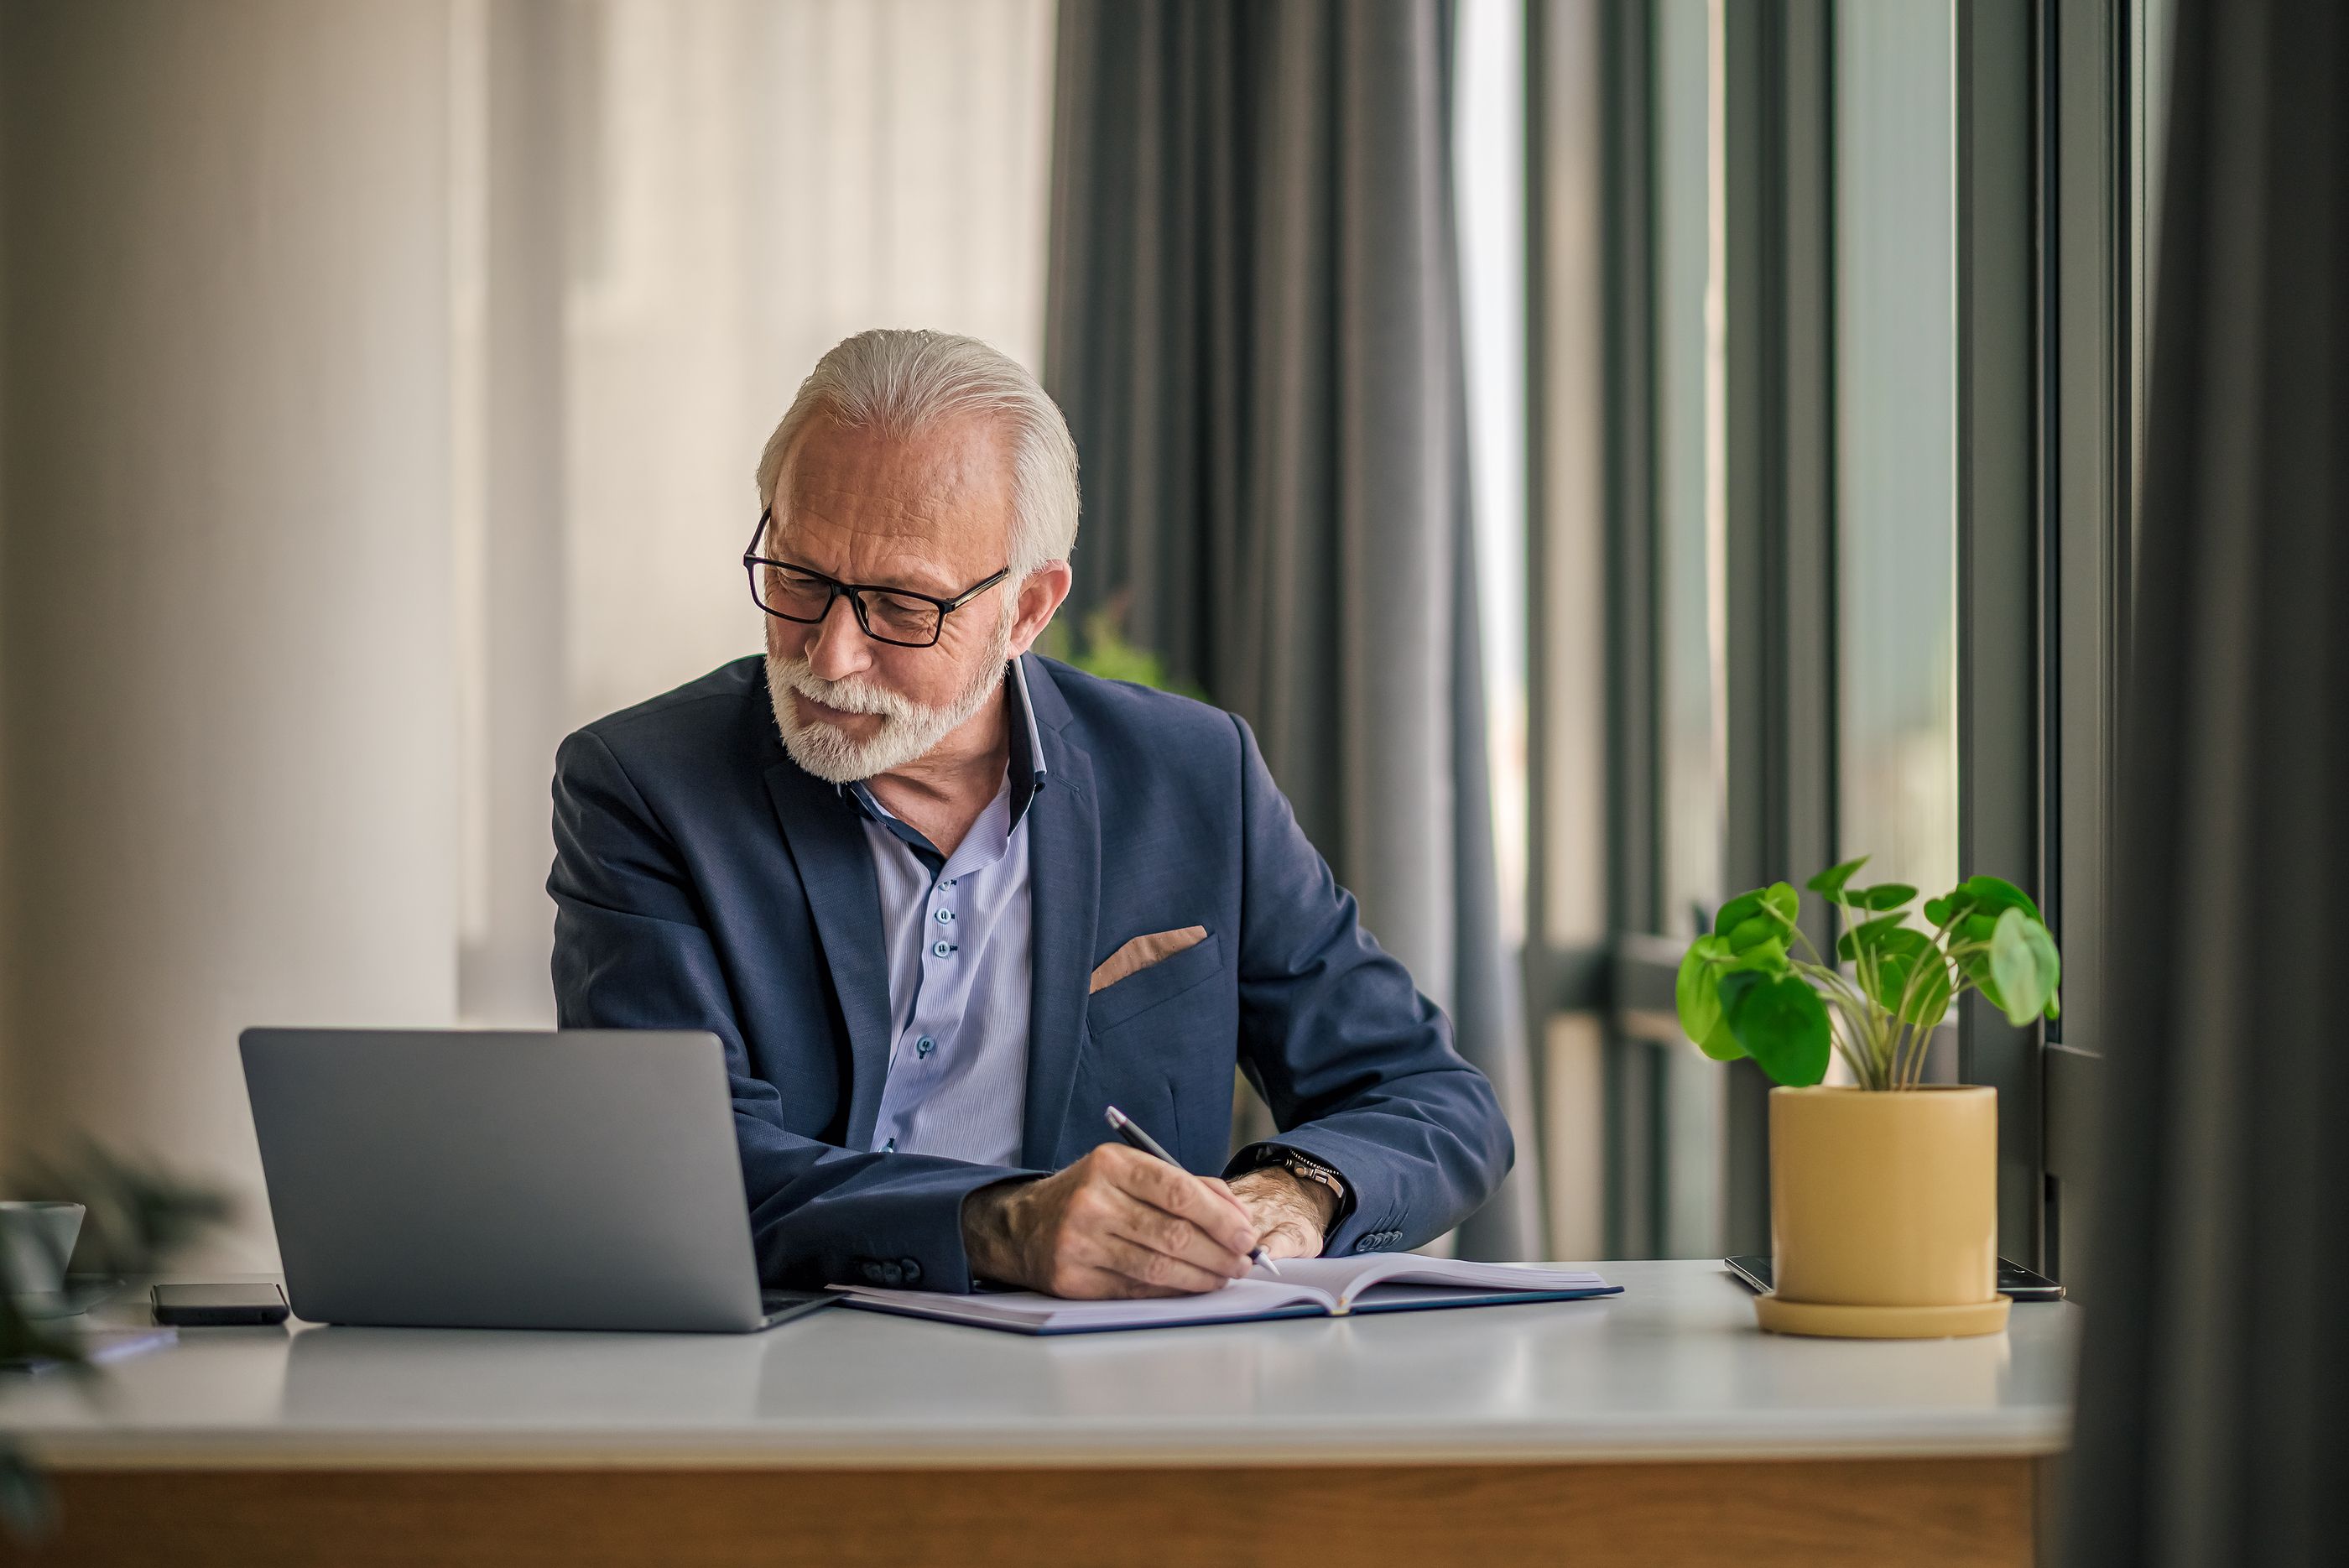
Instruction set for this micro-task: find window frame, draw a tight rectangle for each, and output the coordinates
[1524,0,2150,1277]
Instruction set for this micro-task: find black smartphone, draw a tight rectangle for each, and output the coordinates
[151,1282,290,1326]
[1724,1255,2065,1302]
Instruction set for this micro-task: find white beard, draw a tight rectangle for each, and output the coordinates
[765,608,1016,784]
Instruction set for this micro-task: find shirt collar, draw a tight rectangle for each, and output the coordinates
[836,654,1050,841]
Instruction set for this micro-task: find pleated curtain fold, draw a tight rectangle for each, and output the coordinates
[2066,2,2349,1563]
[1043,0,1540,1260]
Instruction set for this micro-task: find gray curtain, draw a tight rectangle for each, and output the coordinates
[1042,0,1540,1260]
[2065,2,2349,1563]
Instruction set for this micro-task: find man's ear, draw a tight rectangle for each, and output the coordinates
[1006,560,1074,658]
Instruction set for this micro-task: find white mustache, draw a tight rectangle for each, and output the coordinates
[777,661,925,722]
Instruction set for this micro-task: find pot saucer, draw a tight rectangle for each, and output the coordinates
[1755,1293,2009,1339]
[6,1275,127,1321]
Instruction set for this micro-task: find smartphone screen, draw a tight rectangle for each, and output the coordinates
[1725,1256,2065,1301]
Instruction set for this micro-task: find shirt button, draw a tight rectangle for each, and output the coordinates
[915,1036,935,1058]
[931,939,956,959]
[934,907,956,924]
[882,1137,896,1153]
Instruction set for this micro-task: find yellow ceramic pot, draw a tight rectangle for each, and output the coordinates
[1754,1084,2010,1338]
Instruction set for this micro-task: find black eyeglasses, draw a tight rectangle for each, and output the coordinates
[742,509,1011,649]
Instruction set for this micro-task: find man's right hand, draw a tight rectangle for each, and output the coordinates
[959,1143,1260,1298]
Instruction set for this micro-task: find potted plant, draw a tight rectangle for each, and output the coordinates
[1675,857,2060,1337]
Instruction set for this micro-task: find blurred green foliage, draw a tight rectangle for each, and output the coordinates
[3,1140,230,1539]
[1037,595,1208,701]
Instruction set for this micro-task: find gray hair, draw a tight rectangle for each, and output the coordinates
[756,328,1080,576]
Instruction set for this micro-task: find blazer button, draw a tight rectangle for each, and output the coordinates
[899,1259,923,1285]
[879,1261,905,1286]
[862,1260,884,1282]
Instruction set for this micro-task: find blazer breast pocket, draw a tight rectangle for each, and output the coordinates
[1085,930,1227,1033]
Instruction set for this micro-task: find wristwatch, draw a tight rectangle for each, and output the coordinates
[1233,1144,1351,1227]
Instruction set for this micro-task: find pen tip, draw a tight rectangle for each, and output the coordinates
[1104,1106,1128,1128]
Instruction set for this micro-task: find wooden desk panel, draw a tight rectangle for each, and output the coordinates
[8,1457,2034,1568]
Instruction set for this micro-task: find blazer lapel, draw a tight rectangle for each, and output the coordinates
[1021,702,1100,1168]
[764,761,893,1150]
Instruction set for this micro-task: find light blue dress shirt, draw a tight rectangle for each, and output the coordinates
[846,659,1048,1168]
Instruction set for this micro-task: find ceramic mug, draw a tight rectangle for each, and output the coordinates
[0,1201,87,1297]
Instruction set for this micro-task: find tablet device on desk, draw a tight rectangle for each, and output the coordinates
[241,1028,834,1334]
[1724,1254,2065,1301]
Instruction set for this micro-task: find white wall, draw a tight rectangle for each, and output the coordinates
[1,3,460,1267]
[454,0,1057,1024]
[0,0,1059,1268]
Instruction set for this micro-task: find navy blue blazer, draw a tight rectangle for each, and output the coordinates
[548,653,1513,1291]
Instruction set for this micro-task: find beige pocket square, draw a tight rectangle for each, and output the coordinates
[1089,925,1210,994]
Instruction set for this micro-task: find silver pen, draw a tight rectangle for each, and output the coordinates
[1103,1105,1279,1277]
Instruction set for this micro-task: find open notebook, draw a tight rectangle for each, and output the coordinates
[831,1255,1620,1336]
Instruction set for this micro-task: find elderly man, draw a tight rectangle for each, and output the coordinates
[549,328,1510,1298]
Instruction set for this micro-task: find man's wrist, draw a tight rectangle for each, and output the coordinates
[958,1175,1040,1284]
[1227,1164,1339,1258]
[1228,1144,1352,1232]
[1253,1165,1340,1231]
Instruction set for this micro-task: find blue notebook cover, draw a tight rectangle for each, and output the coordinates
[831,1260,1622,1336]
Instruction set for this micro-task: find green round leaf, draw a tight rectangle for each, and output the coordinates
[1836,913,1909,962]
[1675,935,1729,1045]
[1727,936,1789,974]
[1727,914,1780,955]
[1961,875,2041,922]
[1712,888,1768,939]
[1988,908,2062,1026]
[1806,856,1870,898]
[1723,971,1831,1086]
[1696,1018,1747,1061]
[1859,927,1952,1029]
[1852,882,1918,912]
[1716,968,1762,1033]
[1763,882,1801,927]
[1922,894,1956,926]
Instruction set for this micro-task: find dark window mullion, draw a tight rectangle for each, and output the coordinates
[1957,0,2046,1270]
[1718,0,1836,1258]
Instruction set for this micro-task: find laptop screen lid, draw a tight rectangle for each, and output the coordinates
[240,1028,765,1332]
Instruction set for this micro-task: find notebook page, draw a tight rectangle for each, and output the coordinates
[835,1276,1336,1330]
[1256,1256,1612,1311]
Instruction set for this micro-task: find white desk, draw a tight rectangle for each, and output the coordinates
[1,1261,2074,1567]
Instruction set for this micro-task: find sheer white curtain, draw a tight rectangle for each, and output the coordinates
[453,0,1057,1024]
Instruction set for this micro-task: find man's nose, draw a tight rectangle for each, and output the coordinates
[803,594,873,682]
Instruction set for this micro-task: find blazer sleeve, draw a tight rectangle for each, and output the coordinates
[1222,715,1514,1255]
[547,728,1032,1292]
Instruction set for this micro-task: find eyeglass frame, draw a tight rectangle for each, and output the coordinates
[742,508,1013,649]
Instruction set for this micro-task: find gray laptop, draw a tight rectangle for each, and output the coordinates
[240,1028,827,1332]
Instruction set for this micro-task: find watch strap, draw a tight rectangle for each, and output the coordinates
[1227,1141,1356,1230]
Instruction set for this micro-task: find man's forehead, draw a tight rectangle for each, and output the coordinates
[774,414,1016,572]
